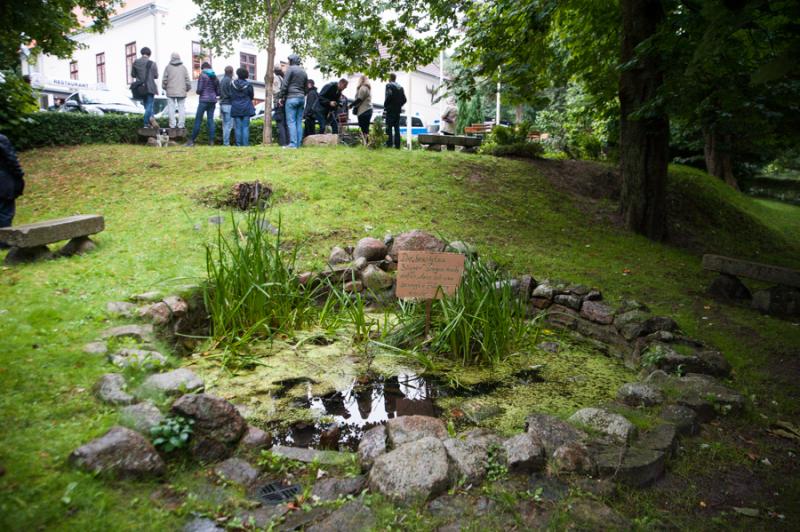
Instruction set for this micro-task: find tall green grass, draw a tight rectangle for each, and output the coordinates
[204,210,318,350]
[384,258,530,366]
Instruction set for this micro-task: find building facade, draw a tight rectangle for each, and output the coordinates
[25,0,446,128]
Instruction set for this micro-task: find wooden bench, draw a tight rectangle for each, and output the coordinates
[463,123,493,136]
[702,254,800,316]
[418,134,482,152]
[0,214,105,264]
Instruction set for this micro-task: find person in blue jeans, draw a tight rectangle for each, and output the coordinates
[186,62,220,146]
[278,54,308,148]
[219,66,235,146]
[230,68,255,146]
[130,47,158,127]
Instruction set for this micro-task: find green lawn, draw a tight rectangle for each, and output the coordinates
[1,144,799,530]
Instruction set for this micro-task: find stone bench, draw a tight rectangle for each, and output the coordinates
[137,127,187,139]
[0,214,105,264]
[418,134,482,152]
[702,254,800,316]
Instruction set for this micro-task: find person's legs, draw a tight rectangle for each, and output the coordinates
[143,94,155,127]
[0,199,15,228]
[206,102,216,144]
[286,97,304,148]
[314,108,327,133]
[190,102,208,143]
[233,117,243,146]
[393,120,401,149]
[167,97,177,128]
[385,116,394,147]
[358,110,372,142]
[303,115,315,138]
[241,116,250,146]
[177,97,186,129]
[329,112,339,134]
[221,104,232,146]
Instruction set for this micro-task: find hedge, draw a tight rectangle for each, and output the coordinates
[9,112,278,151]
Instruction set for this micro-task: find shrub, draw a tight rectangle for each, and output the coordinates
[368,116,388,149]
[482,142,544,159]
[10,112,277,150]
[0,70,39,138]
[478,122,543,159]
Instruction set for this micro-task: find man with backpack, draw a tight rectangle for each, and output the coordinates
[130,47,159,127]
[383,73,406,149]
[314,78,348,134]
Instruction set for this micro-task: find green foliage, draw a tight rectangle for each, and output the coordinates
[385,257,529,366]
[368,116,388,149]
[203,210,319,351]
[479,123,544,159]
[455,95,483,134]
[0,71,38,136]
[481,142,544,159]
[484,443,509,482]
[0,0,120,66]
[258,450,299,475]
[150,416,194,452]
[8,112,274,151]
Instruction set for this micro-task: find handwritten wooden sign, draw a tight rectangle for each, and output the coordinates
[396,251,466,299]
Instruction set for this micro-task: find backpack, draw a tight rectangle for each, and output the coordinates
[130,61,152,100]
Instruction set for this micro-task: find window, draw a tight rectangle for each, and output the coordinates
[240,52,256,80]
[96,53,106,84]
[69,61,78,80]
[125,42,137,84]
[192,41,212,80]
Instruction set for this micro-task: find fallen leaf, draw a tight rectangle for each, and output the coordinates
[747,452,758,461]
[699,501,707,508]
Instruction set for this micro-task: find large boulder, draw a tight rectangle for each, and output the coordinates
[69,426,165,478]
[593,446,666,487]
[580,300,615,324]
[368,436,450,502]
[94,373,135,405]
[171,394,246,461]
[239,426,272,451]
[139,368,204,397]
[502,433,546,473]
[651,373,745,422]
[551,442,595,475]
[388,230,446,261]
[525,413,588,456]
[752,286,800,316]
[568,408,637,443]
[311,476,366,502]
[358,424,387,469]
[353,237,387,262]
[303,133,339,147]
[443,438,490,483]
[386,415,447,448]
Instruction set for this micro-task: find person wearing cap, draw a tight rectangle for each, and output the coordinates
[161,52,191,129]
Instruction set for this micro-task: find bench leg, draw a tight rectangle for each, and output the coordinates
[58,236,97,257]
[4,245,53,265]
[708,273,751,301]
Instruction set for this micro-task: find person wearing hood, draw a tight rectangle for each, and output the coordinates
[0,134,24,236]
[161,52,191,129]
[303,79,318,138]
[219,66,235,146]
[279,54,308,148]
[230,68,256,147]
[272,65,289,146]
[186,62,220,146]
[130,47,159,127]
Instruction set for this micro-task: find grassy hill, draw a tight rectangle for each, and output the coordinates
[1,145,798,530]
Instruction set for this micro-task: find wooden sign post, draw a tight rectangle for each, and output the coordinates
[396,251,466,335]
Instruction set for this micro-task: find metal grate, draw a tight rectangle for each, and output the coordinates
[255,482,301,505]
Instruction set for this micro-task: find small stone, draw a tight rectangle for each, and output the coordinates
[109,348,167,370]
[311,476,365,501]
[617,383,664,407]
[530,297,551,310]
[69,426,165,478]
[544,304,579,329]
[353,237,388,262]
[208,215,223,225]
[119,402,164,433]
[569,408,637,443]
[344,280,363,293]
[184,517,223,532]
[525,413,588,456]
[554,294,582,310]
[214,457,259,487]
[307,500,375,532]
[445,241,478,258]
[358,425,387,469]
[368,436,450,502]
[139,368,204,396]
[234,507,288,530]
[131,291,162,303]
[329,246,351,265]
[388,230,446,261]
[443,438,489,483]
[386,415,447,448]
[139,302,172,325]
[100,324,155,342]
[106,301,137,317]
[502,433,546,473]
[518,274,535,301]
[532,281,554,300]
[163,295,188,317]
[580,300,615,324]
[361,264,393,291]
[83,341,108,355]
[551,442,595,474]
[94,373,135,405]
[536,341,560,353]
[240,426,272,451]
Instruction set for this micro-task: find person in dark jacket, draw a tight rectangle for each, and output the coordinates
[314,78,348,134]
[383,73,406,149]
[279,54,308,148]
[186,62,220,146]
[272,66,289,146]
[130,47,159,127]
[0,134,25,236]
[303,80,318,137]
[219,66,235,146]
[230,68,256,147]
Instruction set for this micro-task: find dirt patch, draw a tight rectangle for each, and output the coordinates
[195,181,272,210]
[527,159,621,201]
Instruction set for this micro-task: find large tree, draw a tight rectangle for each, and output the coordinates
[0,0,119,68]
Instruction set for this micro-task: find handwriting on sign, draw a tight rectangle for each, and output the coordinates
[396,251,466,299]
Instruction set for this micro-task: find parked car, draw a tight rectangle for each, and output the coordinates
[153,96,196,121]
[58,90,143,115]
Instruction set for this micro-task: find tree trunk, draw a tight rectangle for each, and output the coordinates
[262,28,276,145]
[515,104,523,124]
[619,0,670,241]
[703,127,738,189]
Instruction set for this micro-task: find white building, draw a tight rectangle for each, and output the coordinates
[25,0,446,128]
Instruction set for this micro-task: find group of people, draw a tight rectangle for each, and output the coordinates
[129,47,455,149]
